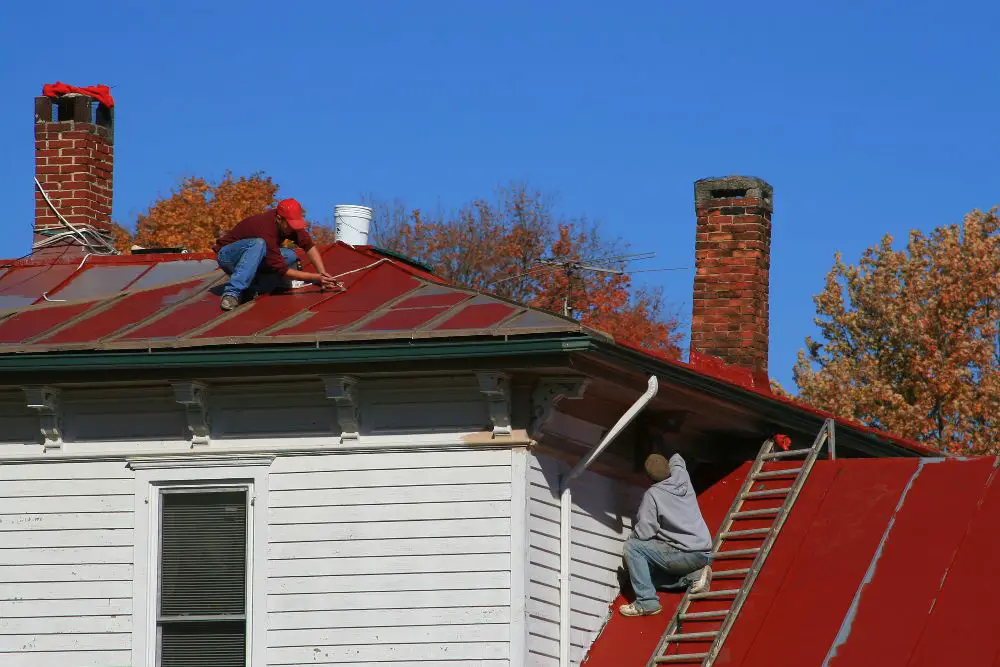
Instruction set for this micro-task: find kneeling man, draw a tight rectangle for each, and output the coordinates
[620,452,713,617]
[214,198,337,311]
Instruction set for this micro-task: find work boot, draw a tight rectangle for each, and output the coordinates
[220,294,239,311]
[689,566,712,595]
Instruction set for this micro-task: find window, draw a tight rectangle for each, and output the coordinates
[129,456,270,667]
[156,487,250,667]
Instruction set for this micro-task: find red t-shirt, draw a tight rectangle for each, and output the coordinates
[214,210,314,275]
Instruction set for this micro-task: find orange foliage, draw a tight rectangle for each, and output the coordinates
[104,221,134,253]
[370,184,682,355]
[124,172,334,252]
[794,208,1000,454]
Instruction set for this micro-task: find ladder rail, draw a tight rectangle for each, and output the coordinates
[646,419,835,667]
[645,437,774,667]
[699,420,832,667]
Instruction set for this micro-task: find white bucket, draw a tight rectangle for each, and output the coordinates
[334,204,373,246]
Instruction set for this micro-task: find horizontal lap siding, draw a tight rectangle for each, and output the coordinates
[268,448,514,666]
[526,453,642,667]
[0,461,134,667]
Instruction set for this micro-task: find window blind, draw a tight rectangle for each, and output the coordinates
[158,489,247,667]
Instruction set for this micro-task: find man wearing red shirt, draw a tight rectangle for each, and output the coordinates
[213,198,337,311]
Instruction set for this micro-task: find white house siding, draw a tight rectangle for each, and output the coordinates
[267,447,514,666]
[525,452,643,666]
[0,460,134,667]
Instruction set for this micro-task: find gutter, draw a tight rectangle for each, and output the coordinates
[0,336,592,372]
[558,375,659,667]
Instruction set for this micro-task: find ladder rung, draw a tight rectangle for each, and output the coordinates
[754,467,803,479]
[721,528,770,538]
[762,447,812,460]
[713,567,750,578]
[713,547,760,558]
[663,630,719,641]
[655,653,709,663]
[680,609,729,620]
[732,507,780,518]
[689,588,739,600]
[743,487,792,499]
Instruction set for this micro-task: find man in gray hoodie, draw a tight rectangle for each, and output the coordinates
[619,452,713,617]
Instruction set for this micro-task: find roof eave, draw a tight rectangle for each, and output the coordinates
[0,332,931,458]
[585,339,933,459]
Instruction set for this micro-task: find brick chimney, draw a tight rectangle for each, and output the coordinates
[691,176,773,377]
[33,94,115,258]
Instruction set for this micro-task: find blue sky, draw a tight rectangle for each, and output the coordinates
[2,1,998,389]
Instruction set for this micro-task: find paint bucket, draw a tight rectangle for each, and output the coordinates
[334,205,373,246]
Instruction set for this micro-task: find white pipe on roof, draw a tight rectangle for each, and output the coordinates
[558,375,659,667]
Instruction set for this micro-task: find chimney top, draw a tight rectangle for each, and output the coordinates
[694,176,773,210]
[34,95,114,138]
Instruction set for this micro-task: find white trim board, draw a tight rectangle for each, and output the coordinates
[509,446,530,666]
[0,432,533,464]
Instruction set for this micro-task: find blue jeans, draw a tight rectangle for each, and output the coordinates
[623,536,711,611]
[216,238,297,299]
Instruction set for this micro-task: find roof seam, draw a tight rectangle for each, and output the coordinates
[102,274,227,343]
[820,460,927,666]
[117,263,158,292]
[485,306,529,334]
[414,295,479,332]
[21,292,127,345]
[334,282,429,335]
[173,286,256,341]
[256,260,395,337]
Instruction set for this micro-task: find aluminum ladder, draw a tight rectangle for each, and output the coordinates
[646,419,836,666]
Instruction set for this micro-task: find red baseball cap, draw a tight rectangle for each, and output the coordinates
[276,198,308,231]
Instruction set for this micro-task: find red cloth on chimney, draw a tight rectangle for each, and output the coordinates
[42,82,115,108]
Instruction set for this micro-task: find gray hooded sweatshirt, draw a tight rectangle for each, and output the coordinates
[632,453,712,552]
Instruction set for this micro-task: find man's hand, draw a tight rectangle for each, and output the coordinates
[319,274,340,290]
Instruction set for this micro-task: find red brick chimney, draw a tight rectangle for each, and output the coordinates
[691,176,773,377]
[33,94,115,258]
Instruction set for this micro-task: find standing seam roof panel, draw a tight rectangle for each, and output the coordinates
[904,462,1000,667]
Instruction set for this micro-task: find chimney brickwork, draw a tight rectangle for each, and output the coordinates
[33,95,114,257]
[691,176,773,376]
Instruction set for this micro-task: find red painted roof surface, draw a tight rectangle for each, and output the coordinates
[583,456,1000,667]
[0,243,578,351]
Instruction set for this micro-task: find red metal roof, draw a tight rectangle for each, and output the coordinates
[583,455,1000,666]
[0,243,580,352]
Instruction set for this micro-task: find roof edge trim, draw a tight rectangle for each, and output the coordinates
[586,339,935,459]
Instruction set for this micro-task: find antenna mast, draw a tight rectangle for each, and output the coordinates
[539,258,627,317]
[491,251,677,319]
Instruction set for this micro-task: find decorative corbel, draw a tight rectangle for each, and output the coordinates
[23,385,62,451]
[171,381,210,447]
[530,376,590,439]
[322,376,360,442]
[476,372,512,437]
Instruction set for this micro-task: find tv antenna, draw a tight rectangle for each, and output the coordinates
[493,251,659,318]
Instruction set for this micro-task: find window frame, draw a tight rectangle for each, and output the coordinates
[130,457,272,667]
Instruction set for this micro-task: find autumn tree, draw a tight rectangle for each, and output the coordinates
[124,172,332,251]
[793,208,1000,454]
[368,184,682,355]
